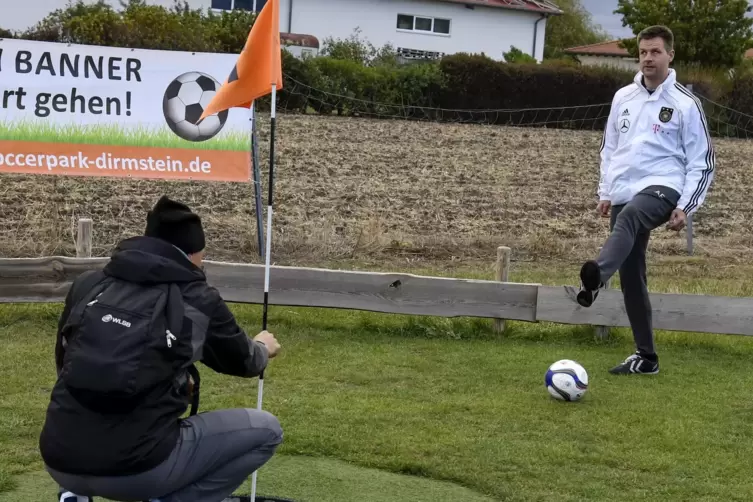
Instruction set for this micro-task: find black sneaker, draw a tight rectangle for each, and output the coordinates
[577,260,604,307]
[608,353,659,375]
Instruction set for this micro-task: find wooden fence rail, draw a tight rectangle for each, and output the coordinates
[0,255,751,337]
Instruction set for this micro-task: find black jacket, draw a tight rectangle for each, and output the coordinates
[39,236,268,476]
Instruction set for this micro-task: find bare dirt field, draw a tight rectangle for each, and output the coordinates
[2,114,751,268]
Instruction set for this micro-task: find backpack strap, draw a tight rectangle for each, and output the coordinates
[77,269,108,294]
[186,364,201,416]
[62,270,109,332]
[164,283,201,416]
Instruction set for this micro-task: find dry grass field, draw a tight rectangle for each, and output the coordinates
[1,113,752,270]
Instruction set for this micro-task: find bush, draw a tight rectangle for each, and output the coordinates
[727,67,753,114]
[275,57,445,118]
[724,68,753,136]
[319,28,398,68]
[21,0,254,52]
[436,53,634,128]
[503,46,537,64]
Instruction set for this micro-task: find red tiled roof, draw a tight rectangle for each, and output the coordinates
[566,40,753,59]
[439,0,563,15]
[564,40,630,57]
[281,33,319,48]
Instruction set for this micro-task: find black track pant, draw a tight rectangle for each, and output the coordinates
[596,185,679,356]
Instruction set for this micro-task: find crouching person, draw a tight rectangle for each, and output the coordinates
[39,196,283,502]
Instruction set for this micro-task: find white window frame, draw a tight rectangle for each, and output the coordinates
[211,0,262,12]
[396,13,451,37]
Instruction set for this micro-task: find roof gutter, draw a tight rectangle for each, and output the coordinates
[288,0,293,32]
[532,13,546,61]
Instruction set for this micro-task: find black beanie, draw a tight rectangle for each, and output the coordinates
[144,196,206,255]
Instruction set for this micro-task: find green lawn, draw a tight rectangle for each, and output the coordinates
[0,120,248,151]
[1,456,495,502]
[2,262,753,501]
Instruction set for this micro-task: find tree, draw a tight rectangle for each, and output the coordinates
[320,28,398,67]
[544,0,611,59]
[615,0,753,68]
[504,46,537,63]
[19,0,255,53]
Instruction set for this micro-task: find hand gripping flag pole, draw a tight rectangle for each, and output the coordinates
[198,1,283,498]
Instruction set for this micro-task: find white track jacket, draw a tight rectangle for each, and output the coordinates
[599,69,715,215]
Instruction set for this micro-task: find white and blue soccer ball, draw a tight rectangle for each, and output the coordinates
[545,359,589,401]
[162,71,228,142]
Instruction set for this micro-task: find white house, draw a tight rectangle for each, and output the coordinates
[3,0,562,62]
[563,41,640,71]
[275,0,562,62]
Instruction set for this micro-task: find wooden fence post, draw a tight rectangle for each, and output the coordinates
[494,246,511,334]
[76,218,92,258]
[595,246,611,339]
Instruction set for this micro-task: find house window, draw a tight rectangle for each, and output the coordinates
[211,0,266,11]
[396,14,451,35]
[415,17,432,31]
[397,15,414,30]
[211,0,232,9]
[433,18,450,34]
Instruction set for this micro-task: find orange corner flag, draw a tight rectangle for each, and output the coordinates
[199,0,283,121]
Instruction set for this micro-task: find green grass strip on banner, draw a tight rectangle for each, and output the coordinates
[0,120,248,151]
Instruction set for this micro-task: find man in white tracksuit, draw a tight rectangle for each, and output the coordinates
[577,25,715,375]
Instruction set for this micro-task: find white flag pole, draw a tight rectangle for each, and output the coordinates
[251,1,277,498]
[250,83,275,502]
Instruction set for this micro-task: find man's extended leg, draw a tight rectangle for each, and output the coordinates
[577,185,678,307]
[608,226,660,375]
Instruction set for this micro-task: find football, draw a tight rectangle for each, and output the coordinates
[545,359,589,401]
[162,71,229,142]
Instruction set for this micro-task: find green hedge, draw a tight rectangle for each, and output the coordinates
[271,53,634,130]
[723,64,753,138]
[268,56,446,119]
[435,54,634,129]
[279,53,751,136]
[4,0,753,136]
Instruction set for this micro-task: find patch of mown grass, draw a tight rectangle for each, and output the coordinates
[0,120,247,151]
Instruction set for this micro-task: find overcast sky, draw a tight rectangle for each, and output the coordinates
[580,0,633,39]
[581,0,753,39]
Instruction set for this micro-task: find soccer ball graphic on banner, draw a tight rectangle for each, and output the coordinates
[162,71,229,142]
[545,359,589,401]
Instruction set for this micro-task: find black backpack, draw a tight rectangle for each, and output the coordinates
[58,270,201,416]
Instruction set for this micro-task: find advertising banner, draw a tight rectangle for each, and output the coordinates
[0,39,251,182]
